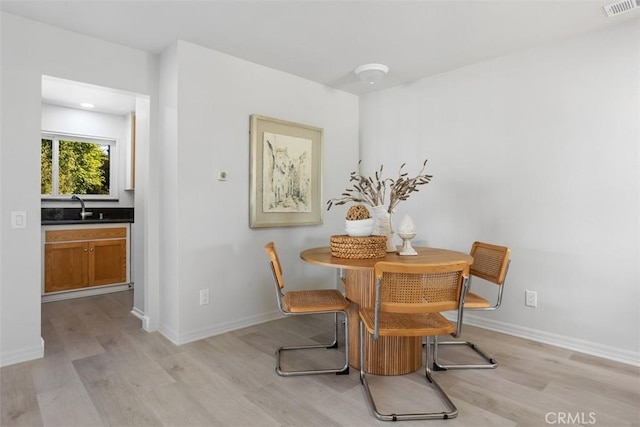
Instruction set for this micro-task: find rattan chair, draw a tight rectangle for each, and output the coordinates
[264,242,349,376]
[432,241,511,370]
[359,261,470,421]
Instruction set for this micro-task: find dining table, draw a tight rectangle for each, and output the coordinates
[300,246,473,376]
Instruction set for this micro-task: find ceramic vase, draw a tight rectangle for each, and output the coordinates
[372,205,396,252]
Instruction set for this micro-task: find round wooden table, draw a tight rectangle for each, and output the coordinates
[300,246,473,376]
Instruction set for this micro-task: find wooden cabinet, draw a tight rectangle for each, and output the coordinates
[44,226,128,294]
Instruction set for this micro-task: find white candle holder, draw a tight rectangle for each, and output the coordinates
[398,232,417,256]
[397,215,418,256]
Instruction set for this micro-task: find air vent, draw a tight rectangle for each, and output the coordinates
[604,0,638,17]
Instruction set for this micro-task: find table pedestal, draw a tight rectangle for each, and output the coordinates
[344,269,423,375]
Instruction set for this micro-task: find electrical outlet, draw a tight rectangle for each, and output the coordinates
[525,290,537,307]
[199,289,210,305]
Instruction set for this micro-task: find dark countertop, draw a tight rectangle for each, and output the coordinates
[41,207,134,225]
[41,219,133,225]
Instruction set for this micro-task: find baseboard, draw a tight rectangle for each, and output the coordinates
[130,307,150,330]
[158,324,179,345]
[158,310,283,346]
[0,337,44,368]
[450,313,640,367]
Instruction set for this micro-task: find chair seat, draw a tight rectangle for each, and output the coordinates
[360,307,456,337]
[464,291,491,309]
[283,289,349,313]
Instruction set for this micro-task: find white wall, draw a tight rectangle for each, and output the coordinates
[40,103,135,207]
[0,12,358,366]
[157,40,359,343]
[0,12,158,366]
[359,20,640,365]
[157,42,180,339]
[132,95,156,327]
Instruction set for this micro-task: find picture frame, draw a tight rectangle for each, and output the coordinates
[249,115,323,228]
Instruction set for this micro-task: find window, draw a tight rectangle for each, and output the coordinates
[41,133,117,199]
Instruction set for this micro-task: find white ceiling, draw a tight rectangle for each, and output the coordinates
[3,0,639,113]
[41,76,138,115]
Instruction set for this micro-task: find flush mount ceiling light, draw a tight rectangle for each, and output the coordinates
[80,102,95,108]
[354,63,389,85]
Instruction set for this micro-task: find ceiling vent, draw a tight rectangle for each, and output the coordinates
[604,0,638,17]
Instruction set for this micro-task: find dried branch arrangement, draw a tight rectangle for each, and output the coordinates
[327,159,433,214]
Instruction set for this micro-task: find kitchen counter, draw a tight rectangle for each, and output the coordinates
[41,218,133,225]
[41,207,134,225]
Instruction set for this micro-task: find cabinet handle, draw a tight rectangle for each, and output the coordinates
[84,248,88,252]
[90,247,94,252]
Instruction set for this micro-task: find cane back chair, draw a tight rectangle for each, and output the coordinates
[433,241,511,370]
[264,242,349,376]
[359,261,470,421]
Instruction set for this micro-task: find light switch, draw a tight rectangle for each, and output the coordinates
[11,211,27,229]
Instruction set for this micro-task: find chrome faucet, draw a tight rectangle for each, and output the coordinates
[71,195,93,219]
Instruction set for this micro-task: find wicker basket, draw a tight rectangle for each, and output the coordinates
[330,235,387,259]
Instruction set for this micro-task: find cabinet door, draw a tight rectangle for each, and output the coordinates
[45,242,89,293]
[89,239,127,286]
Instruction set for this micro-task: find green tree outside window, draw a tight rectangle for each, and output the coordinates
[41,137,112,196]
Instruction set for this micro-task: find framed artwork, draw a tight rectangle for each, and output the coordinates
[249,115,323,228]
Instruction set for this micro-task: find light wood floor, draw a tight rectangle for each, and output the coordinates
[1,290,638,426]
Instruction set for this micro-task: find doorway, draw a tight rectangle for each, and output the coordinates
[40,75,150,326]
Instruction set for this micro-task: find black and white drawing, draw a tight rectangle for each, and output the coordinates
[263,132,312,213]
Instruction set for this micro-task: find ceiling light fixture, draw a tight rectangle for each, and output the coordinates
[354,63,389,85]
[80,102,95,108]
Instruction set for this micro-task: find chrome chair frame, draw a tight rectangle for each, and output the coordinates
[265,245,349,377]
[433,242,511,370]
[359,262,469,421]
